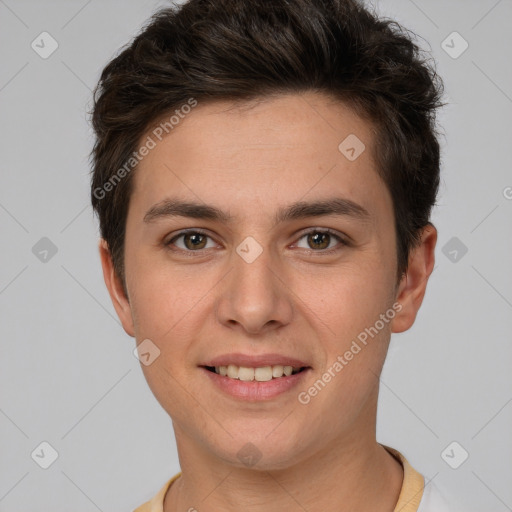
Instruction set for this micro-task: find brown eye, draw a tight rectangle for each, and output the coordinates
[307,232,330,250]
[166,230,215,251]
[295,229,346,252]
[183,233,207,250]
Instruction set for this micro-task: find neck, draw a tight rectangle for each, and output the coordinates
[164,427,403,512]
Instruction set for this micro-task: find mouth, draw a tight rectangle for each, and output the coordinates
[202,364,309,381]
[199,353,312,400]
[201,363,311,400]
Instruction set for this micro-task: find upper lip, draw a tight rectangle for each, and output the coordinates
[201,353,310,368]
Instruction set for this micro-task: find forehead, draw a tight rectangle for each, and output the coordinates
[142,92,373,165]
[130,92,390,222]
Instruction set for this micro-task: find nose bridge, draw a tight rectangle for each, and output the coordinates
[216,235,292,333]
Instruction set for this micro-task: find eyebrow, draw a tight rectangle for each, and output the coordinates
[143,197,371,226]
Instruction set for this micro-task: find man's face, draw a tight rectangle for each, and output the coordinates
[106,92,413,468]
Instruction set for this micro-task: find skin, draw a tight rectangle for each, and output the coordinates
[100,91,436,512]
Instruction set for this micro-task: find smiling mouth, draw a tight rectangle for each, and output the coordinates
[203,364,308,381]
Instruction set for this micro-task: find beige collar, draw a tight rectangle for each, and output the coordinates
[134,446,425,512]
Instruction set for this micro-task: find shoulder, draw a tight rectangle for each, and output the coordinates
[133,472,182,512]
[382,445,463,512]
[418,480,464,512]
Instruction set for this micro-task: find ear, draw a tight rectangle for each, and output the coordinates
[98,239,135,337]
[391,224,437,333]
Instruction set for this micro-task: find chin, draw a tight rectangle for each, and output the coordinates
[209,430,306,471]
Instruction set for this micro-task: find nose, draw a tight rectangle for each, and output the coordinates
[215,242,294,335]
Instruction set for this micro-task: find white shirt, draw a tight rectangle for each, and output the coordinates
[418,480,462,511]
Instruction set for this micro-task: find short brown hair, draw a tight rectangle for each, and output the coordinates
[90,0,444,290]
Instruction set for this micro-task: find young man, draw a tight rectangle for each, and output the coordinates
[90,0,453,510]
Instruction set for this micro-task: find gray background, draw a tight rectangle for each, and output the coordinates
[1,0,511,510]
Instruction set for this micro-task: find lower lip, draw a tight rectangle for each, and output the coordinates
[201,367,310,401]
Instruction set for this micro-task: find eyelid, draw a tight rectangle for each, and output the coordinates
[292,227,348,252]
[165,227,349,254]
[165,228,218,247]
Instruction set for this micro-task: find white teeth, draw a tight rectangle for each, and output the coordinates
[272,365,284,377]
[238,367,254,381]
[214,364,302,381]
[227,364,238,379]
[254,366,273,381]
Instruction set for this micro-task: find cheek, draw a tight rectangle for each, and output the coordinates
[127,266,201,417]
[298,271,393,426]
[126,248,203,338]
[298,264,394,344]
[296,264,395,401]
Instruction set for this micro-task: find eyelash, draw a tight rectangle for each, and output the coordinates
[164,228,348,256]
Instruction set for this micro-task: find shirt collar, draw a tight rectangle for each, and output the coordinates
[135,445,425,512]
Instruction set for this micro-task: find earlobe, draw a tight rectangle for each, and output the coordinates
[391,224,437,334]
[98,239,135,337]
